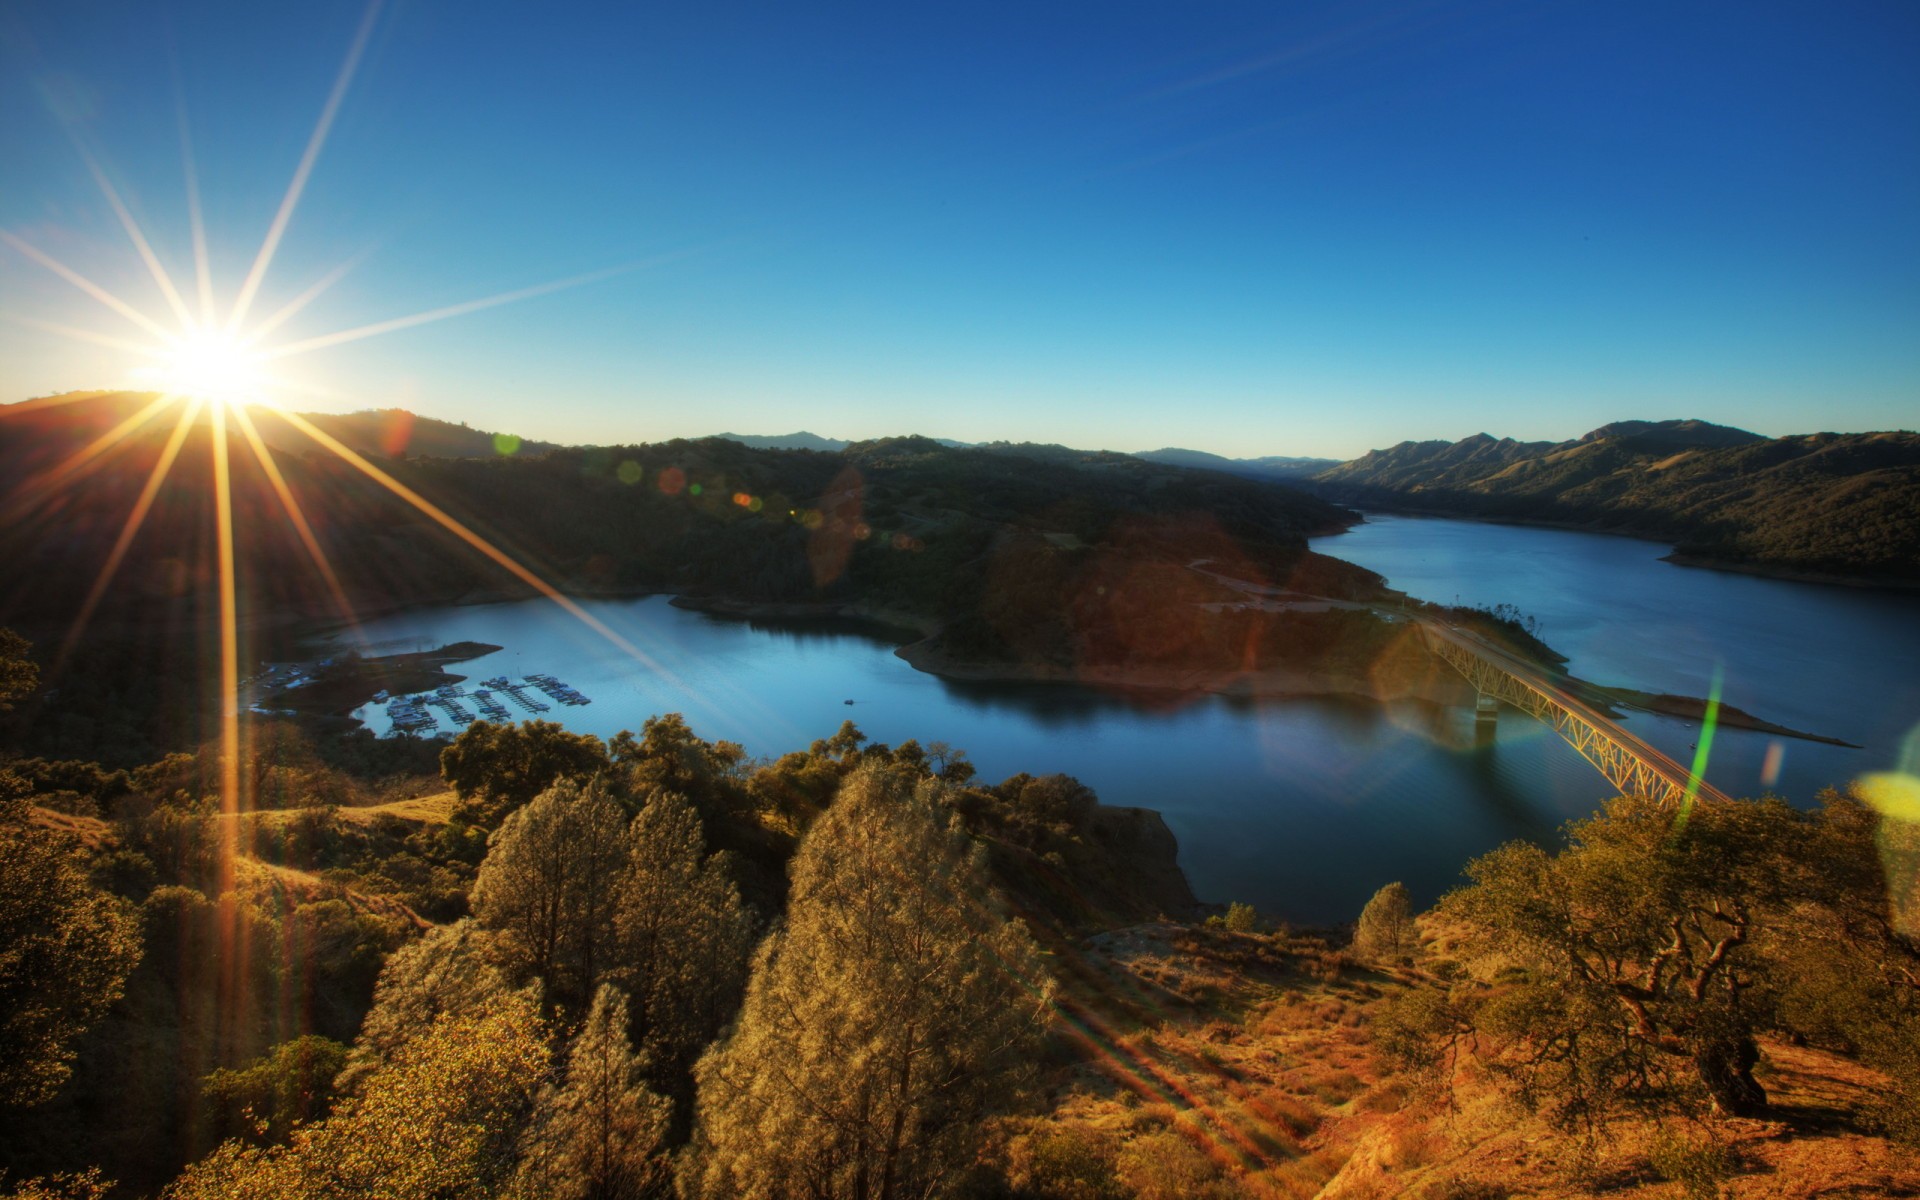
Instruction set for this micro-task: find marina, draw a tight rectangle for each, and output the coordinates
[527,673,593,706]
[485,676,552,712]
[376,673,594,735]
[425,693,476,723]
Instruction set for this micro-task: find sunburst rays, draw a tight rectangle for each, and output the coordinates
[224,0,385,336]
[54,396,205,670]
[0,0,673,855]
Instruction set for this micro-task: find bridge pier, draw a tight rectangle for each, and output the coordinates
[1474,691,1500,745]
[1419,620,1732,810]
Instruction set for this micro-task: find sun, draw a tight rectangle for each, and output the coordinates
[136,331,268,408]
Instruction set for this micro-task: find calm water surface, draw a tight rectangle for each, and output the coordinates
[334,515,1920,924]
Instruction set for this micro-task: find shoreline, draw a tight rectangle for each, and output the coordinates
[286,588,1855,750]
[1316,508,1920,594]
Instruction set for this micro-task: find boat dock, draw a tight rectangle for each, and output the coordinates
[385,696,438,733]
[496,681,550,712]
[526,673,593,706]
[379,671,592,735]
[425,695,476,723]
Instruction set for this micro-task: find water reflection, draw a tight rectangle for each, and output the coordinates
[935,678,1186,725]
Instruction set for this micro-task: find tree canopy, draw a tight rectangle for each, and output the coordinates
[441,721,610,828]
[689,765,1054,1199]
[1413,789,1920,1134]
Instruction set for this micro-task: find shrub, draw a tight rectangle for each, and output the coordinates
[1004,1126,1126,1200]
[1353,882,1414,963]
[1648,1127,1736,1200]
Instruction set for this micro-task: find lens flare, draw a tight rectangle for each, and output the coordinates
[1675,663,1723,829]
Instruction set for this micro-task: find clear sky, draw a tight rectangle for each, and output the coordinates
[1,1,1915,458]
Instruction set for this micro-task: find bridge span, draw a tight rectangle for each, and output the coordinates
[1416,620,1731,810]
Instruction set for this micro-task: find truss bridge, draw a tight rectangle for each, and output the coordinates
[1417,620,1730,809]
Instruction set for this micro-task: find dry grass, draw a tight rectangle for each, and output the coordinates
[27,805,115,850]
[1023,922,1406,1197]
[1019,919,1920,1199]
[332,789,458,825]
[233,855,428,929]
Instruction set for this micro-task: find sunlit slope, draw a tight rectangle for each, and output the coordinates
[1313,419,1920,582]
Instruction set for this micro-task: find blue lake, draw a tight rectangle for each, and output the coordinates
[332,514,1920,925]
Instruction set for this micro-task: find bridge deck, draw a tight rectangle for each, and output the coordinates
[1418,620,1730,809]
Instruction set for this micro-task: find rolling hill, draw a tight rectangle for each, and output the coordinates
[711,431,850,452]
[1310,420,1920,584]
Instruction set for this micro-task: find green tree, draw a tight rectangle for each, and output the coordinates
[0,794,143,1107]
[1353,881,1415,963]
[1222,900,1259,933]
[1763,785,1920,1140]
[1442,794,1802,1124]
[614,714,748,822]
[997,773,1097,836]
[200,1034,348,1145]
[168,987,549,1200]
[510,984,671,1200]
[441,720,610,827]
[473,776,630,1012]
[338,918,508,1091]
[688,766,1054,1199]
[613,790,754,1091]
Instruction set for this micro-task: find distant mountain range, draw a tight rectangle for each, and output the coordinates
[712,431,851,452]
[1133,447,1340,479]
[714,437,1342,478]
[1307,419,1920,584]
[714,431,974,452]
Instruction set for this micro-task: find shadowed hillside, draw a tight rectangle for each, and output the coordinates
[286,408,561,461]
[0,394,1382,762]
[12,394,560,463]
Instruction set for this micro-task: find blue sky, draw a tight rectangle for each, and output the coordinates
[2,1,1915,458]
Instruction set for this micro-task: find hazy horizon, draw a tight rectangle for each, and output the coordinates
[3,2,1916,458]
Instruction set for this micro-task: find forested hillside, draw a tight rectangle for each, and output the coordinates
[1311,420,1920,583]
